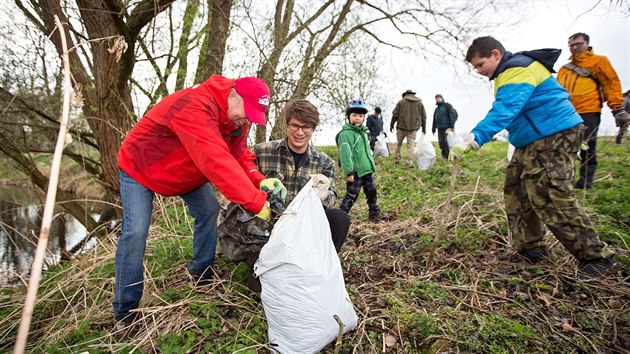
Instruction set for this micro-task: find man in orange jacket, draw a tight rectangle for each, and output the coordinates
[113,75,286,332]
[557,32,630,189]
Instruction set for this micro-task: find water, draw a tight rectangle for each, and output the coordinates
[0,186,97,286]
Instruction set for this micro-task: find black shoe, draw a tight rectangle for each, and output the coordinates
[114,314,139,340]
[573,181,592,190]
[186,268,214,286]
[369,211,381,221]
[578,258,616,280]
[500,250,548,264]
[246,265,262,293]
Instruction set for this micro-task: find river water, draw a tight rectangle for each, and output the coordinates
[0,186,97,286]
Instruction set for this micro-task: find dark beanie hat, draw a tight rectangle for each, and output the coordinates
[435,94,443,99]
[374,107,382,113]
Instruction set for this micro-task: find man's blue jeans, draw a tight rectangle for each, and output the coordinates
[113,170,220,321]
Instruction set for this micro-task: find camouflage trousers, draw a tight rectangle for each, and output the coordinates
[504,125,614,261]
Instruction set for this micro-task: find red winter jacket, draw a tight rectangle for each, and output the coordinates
[118,75,267,213]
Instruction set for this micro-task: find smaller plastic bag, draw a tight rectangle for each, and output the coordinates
[373,133,389,158]
[415,133,436,171]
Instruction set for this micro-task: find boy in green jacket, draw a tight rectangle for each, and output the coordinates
[338,99,381,220]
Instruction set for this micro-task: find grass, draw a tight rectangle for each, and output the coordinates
[0,137,628,353]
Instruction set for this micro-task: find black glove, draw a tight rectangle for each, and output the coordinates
[612,108,630,128]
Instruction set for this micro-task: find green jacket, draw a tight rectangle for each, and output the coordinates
[337,123,375,178]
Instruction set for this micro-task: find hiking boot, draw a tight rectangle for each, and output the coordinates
[500,250,548,264]
[578,258,616,280]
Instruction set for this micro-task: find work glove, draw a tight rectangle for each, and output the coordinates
[312,174,331,202]
[255,201,271,221]
[260,178,287,203]
[432,130,436,135]
[612,108,630,128]
[448,133,479,162]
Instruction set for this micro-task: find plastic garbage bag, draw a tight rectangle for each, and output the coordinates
[254,180,358,353]
[373,133,389,158]
[415,133,436,171]
[217,203,273,262]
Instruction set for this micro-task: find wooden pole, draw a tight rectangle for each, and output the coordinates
[14,15,72,354]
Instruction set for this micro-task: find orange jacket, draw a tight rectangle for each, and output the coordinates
[557,49,624,114]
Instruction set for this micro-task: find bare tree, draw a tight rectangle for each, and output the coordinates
[229,0,506,143]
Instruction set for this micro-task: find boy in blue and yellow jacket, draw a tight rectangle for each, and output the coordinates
[337,99,381,220]
[450,36,615,279]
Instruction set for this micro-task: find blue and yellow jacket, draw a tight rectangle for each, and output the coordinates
[472,50,582,148]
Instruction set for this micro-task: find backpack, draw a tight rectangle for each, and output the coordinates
[448,104,458,120]
[562,63,604,107]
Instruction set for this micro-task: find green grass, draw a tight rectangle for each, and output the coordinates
[0,137,628,353]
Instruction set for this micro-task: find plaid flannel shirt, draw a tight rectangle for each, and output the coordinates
[253,138,337,209]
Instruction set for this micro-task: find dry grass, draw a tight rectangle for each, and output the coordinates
[1,140,629,353]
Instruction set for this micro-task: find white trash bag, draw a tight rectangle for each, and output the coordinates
[415,133,436,171]
[254,180,358,353]
[373,133,389,158]
[446,129,463,148]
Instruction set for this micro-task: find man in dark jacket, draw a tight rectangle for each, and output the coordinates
[366,107,385,150]
[431,94,458,159]
[390,90,426,166]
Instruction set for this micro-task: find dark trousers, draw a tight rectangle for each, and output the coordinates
[368,134,377,150]
[576,112,600,187]
[340,173,380,215]
[437,128,450,159]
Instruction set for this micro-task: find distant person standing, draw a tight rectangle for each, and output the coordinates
[618,90,630,144]
[390,89,426,166]
[366,107,385,151]
[431,94,458,159]
[557,32,630,189]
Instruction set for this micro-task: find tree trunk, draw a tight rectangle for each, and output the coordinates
[195,0,234,82]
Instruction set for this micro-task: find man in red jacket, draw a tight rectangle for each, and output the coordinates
[113,75,285,331]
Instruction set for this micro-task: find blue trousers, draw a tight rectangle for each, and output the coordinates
[113,170,220,321]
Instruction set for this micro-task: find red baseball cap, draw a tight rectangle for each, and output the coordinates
[233,77,271,127]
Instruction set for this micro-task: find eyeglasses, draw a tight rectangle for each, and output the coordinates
[568,41,587,48]
[287,122,315,133]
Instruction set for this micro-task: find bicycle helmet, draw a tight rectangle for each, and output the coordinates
[345,99,368,116]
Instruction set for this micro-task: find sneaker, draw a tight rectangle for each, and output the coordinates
[500,250,548,264]
[578,258,616,280]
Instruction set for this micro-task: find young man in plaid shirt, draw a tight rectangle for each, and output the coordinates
[245,99,350,291]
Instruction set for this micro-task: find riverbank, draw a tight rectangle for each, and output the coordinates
[1,138,629,352]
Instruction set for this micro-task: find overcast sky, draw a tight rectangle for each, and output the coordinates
[310,0,629,145]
